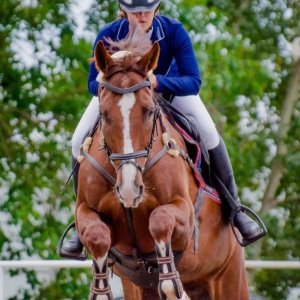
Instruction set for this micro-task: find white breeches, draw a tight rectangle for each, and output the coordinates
[71,94,219,158]
[72,96,99,158]
[171,94,220,149]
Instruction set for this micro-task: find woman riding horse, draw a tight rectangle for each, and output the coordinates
[68,25,251,299]
[60,0,262,258]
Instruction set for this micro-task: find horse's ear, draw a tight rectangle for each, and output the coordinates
[137,42,160,73]
[94,40,114,73]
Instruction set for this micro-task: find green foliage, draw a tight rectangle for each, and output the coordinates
[255,269,300,300]
[0,0,91,298]
[37,269,91,300]
[1,0,299,299]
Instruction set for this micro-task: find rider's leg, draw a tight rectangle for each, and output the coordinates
[71,96,100,159]
[171,95,219,150]
[208,137,260,238]
[59,96,100,257]
[60,157,84,257]
[171,95,260,240]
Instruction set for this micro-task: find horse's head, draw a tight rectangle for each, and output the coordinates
[94,27,160,208]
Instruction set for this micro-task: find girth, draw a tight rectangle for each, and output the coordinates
[108,247,183,288]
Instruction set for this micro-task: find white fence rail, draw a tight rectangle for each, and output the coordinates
[2,259,300,269]
[2,259,300,270]
[1,260,300,299]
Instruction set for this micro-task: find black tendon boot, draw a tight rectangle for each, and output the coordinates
[59,157,84,258]
[208,138,261,241]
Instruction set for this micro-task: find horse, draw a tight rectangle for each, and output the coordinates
[74,23,250,300]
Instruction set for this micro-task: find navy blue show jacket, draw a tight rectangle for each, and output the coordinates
[88,15,201,98]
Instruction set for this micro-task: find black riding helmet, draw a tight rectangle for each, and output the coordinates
[118,0,161,13]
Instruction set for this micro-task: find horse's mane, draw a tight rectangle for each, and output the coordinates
[98,21,154,79]
[105,21,153,56]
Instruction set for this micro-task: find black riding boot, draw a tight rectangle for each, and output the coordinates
[60,157,84,257]
[208,137,260,240]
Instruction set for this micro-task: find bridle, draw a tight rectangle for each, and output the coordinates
[99,79,161,174]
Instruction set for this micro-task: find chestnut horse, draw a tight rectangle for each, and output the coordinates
[75,24,250,300]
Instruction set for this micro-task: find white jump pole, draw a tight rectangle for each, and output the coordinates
[1,260,300,299]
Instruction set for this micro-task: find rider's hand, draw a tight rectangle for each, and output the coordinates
[149,73,158,90]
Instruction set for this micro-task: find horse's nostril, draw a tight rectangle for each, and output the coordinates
[116,186,121,197]
[139,185,144,195]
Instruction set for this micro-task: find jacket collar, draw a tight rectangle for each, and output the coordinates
[116,17,165,42]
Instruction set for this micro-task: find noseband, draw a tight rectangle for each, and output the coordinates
[100,80,159,174]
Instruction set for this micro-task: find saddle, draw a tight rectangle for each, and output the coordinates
[157,96,210,177]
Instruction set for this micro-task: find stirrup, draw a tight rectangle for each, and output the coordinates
[230,205,267,247]
[57,221,88,261]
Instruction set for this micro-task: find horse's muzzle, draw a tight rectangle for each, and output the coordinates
[116,184,145,208]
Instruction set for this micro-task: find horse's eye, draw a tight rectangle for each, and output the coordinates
[148,108,156,118]
[99,111,105,122]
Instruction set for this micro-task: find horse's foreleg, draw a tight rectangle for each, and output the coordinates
[149,203,193,300]
[156,241,190,300]
[89,255,113,300]
[76,205,113,300]
[76,204,111,258]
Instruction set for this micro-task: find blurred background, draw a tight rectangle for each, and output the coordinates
[0,0,299,299]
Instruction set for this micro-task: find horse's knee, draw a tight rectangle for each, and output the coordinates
[81,222,111,256]
[149,207,176,241]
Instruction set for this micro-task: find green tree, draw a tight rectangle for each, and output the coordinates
[0,0,91,298]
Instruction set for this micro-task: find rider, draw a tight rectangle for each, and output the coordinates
[60,0,261,258]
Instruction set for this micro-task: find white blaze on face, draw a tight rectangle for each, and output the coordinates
[118,93,136,186]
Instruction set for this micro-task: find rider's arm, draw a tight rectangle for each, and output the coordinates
[155,22,201,96]
[88,32,105,97]
[88,21,119,97]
